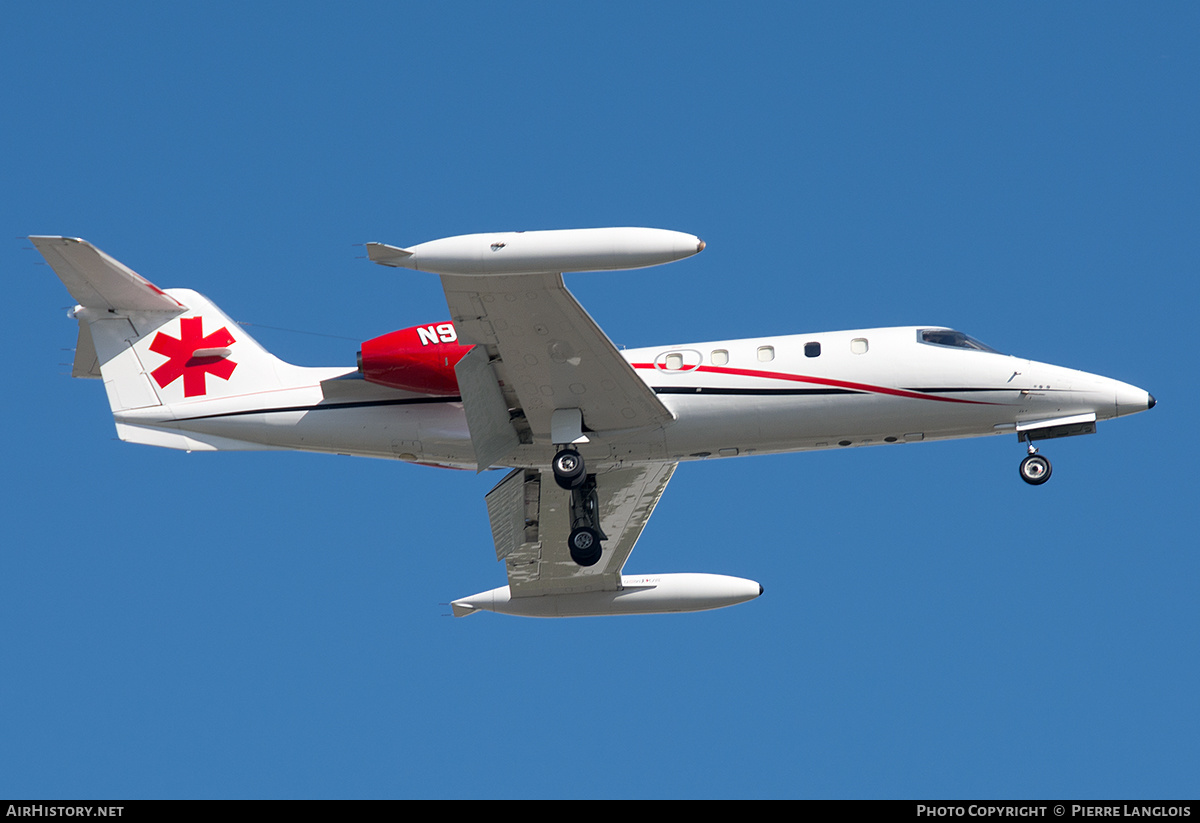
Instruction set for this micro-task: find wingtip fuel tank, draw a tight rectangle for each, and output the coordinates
[451,573,762,618]
[367,227,705,276]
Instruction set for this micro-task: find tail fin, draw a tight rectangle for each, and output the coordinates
[35,237,316,415]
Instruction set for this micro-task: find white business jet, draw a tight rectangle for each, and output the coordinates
[34,230,1154,617]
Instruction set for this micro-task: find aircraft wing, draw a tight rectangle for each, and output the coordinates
[439,271,674,441]
[368,229,692,449]
[367,229,759,616]
[484,461,676,597]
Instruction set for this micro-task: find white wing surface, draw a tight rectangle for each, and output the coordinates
[484,462,676,597]
[367,228,698,444]
[439,271,674,441]
[367,229,730,615]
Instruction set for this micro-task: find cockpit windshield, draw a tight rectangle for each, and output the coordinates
[918,329,1003,354]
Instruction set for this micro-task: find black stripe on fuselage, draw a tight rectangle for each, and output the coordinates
[901,387,1067,394]
[652,387,863,396]
[173,396,461,422]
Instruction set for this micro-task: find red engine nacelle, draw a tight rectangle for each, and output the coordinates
[358,322,471,395]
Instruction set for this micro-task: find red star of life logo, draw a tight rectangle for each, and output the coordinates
[149,316,238,397]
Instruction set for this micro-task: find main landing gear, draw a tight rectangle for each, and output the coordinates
[1018,438,1052,486]
[553,447,606,566]
[569,523,602,567]
[552,448,587,490]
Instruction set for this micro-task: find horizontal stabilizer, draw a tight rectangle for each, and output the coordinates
[31,236,184,312]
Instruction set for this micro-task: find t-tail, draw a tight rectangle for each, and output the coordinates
[34,236,334,451]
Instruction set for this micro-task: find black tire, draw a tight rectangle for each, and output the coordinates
[1019,454,1052,485]
[552,449,586,490]
[568,526,602,567]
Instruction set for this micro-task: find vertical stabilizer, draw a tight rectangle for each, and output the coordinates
[35,237,319,415]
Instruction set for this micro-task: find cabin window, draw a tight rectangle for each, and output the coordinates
[711,349,729,366]
[653,349,702,372]
[804,341,821,358]
[757,346,774,362]
[851,338,869,355]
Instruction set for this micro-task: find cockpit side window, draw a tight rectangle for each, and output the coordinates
[918,329,1003,354]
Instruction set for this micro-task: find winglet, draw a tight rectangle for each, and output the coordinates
[365,242,414,268]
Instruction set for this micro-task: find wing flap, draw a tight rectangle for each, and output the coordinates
[455,344,520,470]
[484,462,677,597]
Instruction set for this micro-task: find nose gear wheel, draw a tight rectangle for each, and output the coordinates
[1019,454,1052,485]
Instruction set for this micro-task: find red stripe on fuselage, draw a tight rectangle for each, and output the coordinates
[630,363,1001,405]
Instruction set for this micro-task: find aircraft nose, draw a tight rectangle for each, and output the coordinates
[1115,382,1155,417]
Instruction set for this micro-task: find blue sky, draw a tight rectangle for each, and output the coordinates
[2,2,1196,799]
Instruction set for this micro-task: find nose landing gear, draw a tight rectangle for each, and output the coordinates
[1018,439,1052,486]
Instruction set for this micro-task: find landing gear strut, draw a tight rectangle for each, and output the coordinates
[552,446,603,565]
[1018,437,1052,486]
[567,474,606,566]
